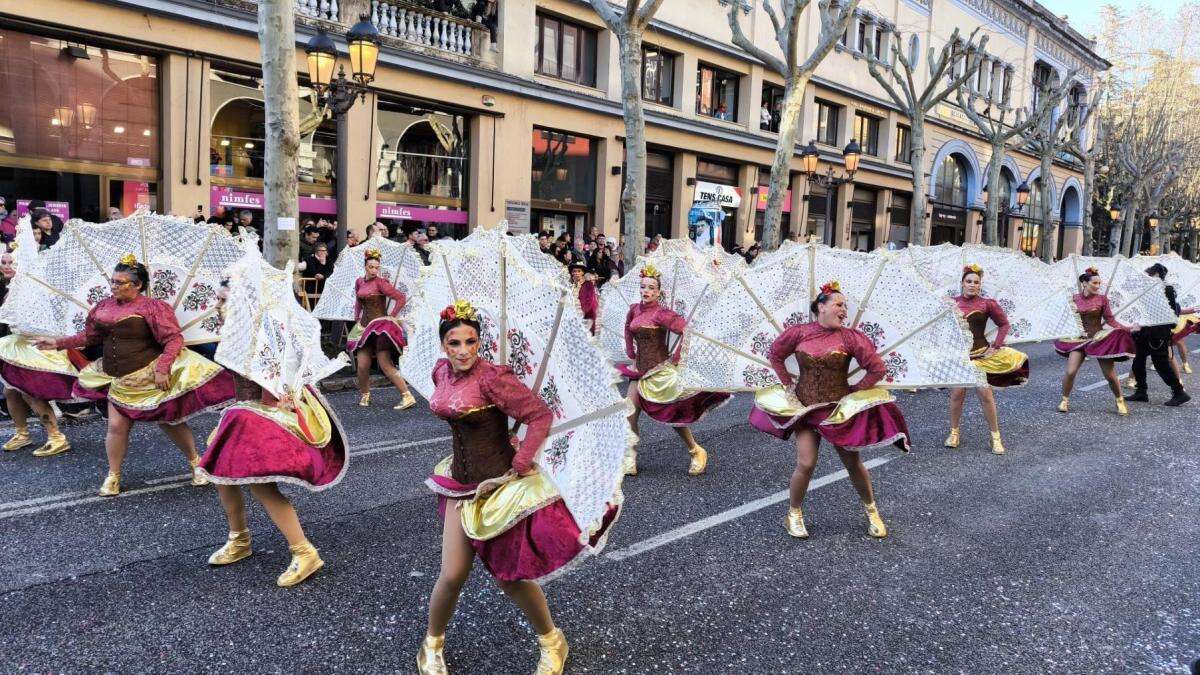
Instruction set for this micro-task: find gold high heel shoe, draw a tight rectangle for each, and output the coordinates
[394,391,416,411]
[943,428,960,449]
[864,501,888,538]
[1056,396,1070,413]
[784,506,809,538]
[208,529,252,565]
[990,431,1006,455]
[358,392,371,407]
[687,445,708,476]
[99,472,121,497]
[1184,363,1193,375]
[1115,396,1128,416]
[3,428,31,452]
[535,628,569,675]
[622,448,638,476]
[190,456,209,487]
[32,431,70,457]
[277,540,324,587]
[416,634,448,675]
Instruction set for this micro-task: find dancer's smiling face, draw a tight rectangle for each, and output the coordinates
[1082,276,1102,295]
[640,276,661,304]
[961,272,982,298]
[442,324,481,373]
[364,259,381,279]
[816,292,847,329]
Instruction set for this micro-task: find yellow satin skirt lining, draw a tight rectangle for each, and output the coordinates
[971,346,1028,375]
[754,385,894,425]
[77,348,223,410]
[0,335,78,376]
[433,455,562,541]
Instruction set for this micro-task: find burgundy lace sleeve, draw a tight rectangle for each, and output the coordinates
[659,307,688,336]
[145,299,184,375]
[848,329,885,391]
[382,281,406,317]
[482,366,552,475]
[623,305,637,360]
[1101,295,1127,330]
[578,282,598,322]
[767,325,803,388]
[55,302,104,350]
[987,299,1011,348]
[431,358,450,387]
[352,277,364,323]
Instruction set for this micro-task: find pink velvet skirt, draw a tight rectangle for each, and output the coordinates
[347,318,407,354]
[0,361,79,401]
[1053,328,1135,361]
[1173,318,1199,345]
[199,400,347,491]
[73,370,236,424]
[749,402,912,452]
[429,472,619,583]
[618,362,732,427]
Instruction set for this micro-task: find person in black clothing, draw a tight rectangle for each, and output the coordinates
[299,226,321,260]
[1129,263,1191,406]
[27,200,62,238]
[30,209,60,247]
[299,242,335,293]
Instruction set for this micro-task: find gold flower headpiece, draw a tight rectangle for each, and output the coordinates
[119,253,139,267]
[440,299,478,323]
[1084,266,1100,277]
[640,263,661,280]
[364,248,382,262]
[963,263,984,276]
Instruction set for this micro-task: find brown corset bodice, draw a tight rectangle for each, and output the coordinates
[233,373,263,402]
[103,315,162,377]
[448,406,514,484]
[792,351,853,406]
[965,312,989,352]
[1079,308,1103,337]
[633,326,670,373]
[359,294,387,326]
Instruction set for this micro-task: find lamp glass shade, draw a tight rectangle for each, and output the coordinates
[843,139,861,173]
[347,17,381,85]
[76,102,96,127]
[1149,216,1159,229]
[54,106,74,128]
[305,31,338,88]
[800,142,820,175]
[1109,208,1121,221]
[1015,181,1030,207]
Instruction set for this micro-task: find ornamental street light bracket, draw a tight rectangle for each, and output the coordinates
[801,140,861,245]
[304,16,380,119]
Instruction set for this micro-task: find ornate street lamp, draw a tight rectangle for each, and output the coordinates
[1015,181,1031,209]
[1109,205,1123,222]
[801,139,861,246]
[304,15,381,116]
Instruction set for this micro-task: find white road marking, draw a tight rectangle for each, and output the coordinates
[604,454,897,562]
[0,435,452,520]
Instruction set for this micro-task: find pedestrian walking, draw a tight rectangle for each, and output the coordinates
[1128,263,1190,406]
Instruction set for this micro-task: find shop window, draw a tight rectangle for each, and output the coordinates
[376,100,468,203]
[888,192,911,249]
[696,64,740,122]
[854,112,880,157]
[531,128,596,204]
[536,13,598,87]
[894,124,911,164]
[760,83,784,133]
[816,99,841,146]
[934,154,968,207]
[642,46,675,106]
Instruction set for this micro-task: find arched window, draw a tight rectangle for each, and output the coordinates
[1021,177,1045,257]
[934,154,968,207]
[210,97,335,184]
[996,168,1015,247]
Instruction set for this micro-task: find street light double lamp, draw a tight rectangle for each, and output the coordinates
[799,139,861,246]
[304,15,381,117]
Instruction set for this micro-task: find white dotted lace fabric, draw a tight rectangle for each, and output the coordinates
[400,225,629,540]
[1054,255,1180,328]
[216,252,348,397]
[904,243,1084,344]
[0,213,248,344]
[1130,253,1200,312]
[311,236,424,322]
[678,243,985,393]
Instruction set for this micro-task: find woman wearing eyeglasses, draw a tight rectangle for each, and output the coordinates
[33,254,235,496]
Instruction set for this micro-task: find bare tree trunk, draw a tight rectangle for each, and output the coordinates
[1038,152,1055,262]
[617,30,647,267]
[983,141,1004,245]
[258,0,300,267]
[1080,152,1097,255]
[761,75,809,250]
[1120,201,1137,257]
[909,118,928,246]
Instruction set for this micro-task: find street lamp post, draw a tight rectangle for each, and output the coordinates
[800,139,860,246]
[305,15,381,252]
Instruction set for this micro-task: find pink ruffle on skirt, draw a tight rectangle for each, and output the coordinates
[1173,319,1199,345]
[749,402,911,452]
[199,405,347,491]
[640,391,731,426]
[0,362,78,401]
[429,473,619,583]
[73,370,236,424]
[1053,328,1135,361]
[347,318,407,354]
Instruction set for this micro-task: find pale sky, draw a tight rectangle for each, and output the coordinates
[1037,0,1190,36]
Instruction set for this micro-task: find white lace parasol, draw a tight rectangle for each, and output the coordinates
[1130,253,1200,311]
[0,213,246,344]
[678,243,985,392]
[401,224,630,543]
[216,250,347,397]
[310,236,423,321]
[1053,255,1178,328]
[597,243,740,365]
[904,243,1083,344]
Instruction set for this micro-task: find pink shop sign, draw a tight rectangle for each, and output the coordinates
[210,187,337,215]
[376,202,469,224]
[17,200,70,221]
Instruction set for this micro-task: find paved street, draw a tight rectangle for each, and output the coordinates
[0,341,1197,674]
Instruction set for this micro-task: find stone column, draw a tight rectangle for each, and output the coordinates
[672,153,698,239]
[160,54,211,218]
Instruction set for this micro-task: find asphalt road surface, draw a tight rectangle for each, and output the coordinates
[0,342,1197,673]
